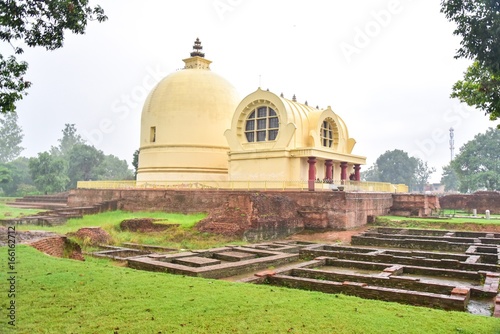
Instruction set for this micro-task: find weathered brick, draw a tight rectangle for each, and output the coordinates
[255,270,276,277]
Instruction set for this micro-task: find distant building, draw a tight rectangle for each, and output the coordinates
[137,39,366,187]
[424,183,446,194]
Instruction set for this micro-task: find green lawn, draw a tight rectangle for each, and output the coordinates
[15,210,244,250]
[15,210,207,234]
[0,198,46,219]
[380,215,500,224]
[375,215,500,231]
[1,245,498,334]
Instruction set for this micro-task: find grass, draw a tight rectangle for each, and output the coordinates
[16,210,207,234]
[0,198,46,219]
[441,209,500,217]
[373,215,500,231]
[15,210,244,250]
[379,215,500,224]
[1,245,499,334]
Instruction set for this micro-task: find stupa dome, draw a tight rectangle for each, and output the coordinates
[137,39,240,182]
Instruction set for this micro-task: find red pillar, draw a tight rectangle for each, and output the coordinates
[325,160,333,181]
[354,164,361,181]
[308,156,317,191]
[340,162,348,183]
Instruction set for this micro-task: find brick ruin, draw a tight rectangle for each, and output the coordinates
[29,236,84,261]
[440,191,500,214]
[391,193,440,217]
[68,189,437,241]
[12,188,500,316]
[96,229,500,316]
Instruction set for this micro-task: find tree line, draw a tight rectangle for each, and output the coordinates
[0,116,133,196]
[1,113,498,196]
[362,127,500,193]
[0,1,498,195]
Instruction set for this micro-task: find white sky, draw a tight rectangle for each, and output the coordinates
[11,0,499,182]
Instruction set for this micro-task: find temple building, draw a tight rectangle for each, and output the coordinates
[137,39,366,188]
[137,38,240,182]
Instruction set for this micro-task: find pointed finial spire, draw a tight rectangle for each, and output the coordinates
[305,100,308,106]
[190,38,205,57]
[183,38,211,69]
[292,94,297,102]
[280,92,284,98]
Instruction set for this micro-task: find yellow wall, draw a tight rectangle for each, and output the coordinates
[225,89,366,182]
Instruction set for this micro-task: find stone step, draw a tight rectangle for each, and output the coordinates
[6,202,68,210]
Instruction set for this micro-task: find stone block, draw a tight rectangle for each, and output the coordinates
[451,287,469,296]
[172,256,222,267]
[255,270,276,277]
[342,281,368,287]
[213,251,257,262]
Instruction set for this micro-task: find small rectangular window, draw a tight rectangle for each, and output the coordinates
[150,126,156,142]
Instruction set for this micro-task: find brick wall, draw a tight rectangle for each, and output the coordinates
[69,189,395,241]
[391,194,440,216]
[440,191,500,214]
[69,189,438,240]
[29,236,84,261]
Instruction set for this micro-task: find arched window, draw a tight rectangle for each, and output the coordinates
[321,120,334,147]
[245,106,279,142]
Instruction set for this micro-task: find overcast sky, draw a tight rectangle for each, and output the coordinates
[9,0,499,182]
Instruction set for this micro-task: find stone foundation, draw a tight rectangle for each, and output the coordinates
[69,189,394,240]
[68,189,438,241]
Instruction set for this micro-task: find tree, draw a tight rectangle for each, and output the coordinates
[0,165,12,184]
[451,61,500,123]
[0,156,34,196]
[0,0,107,113]
[67,143,104,188]
[364,149,435,192]
[414,160,436,192]
[0,54,30,114]
[361,164,380,182]
[29,152,68,193]
[376,150,418,187]
[27,124,133,191]
[0,111,24,162]
[96,154,133,181]
[441,164,460,192]
[132,149,139,178]
[441,1,500,124]
[441,1,500,71]
[51,123,84,156]
[451,127,500,192]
